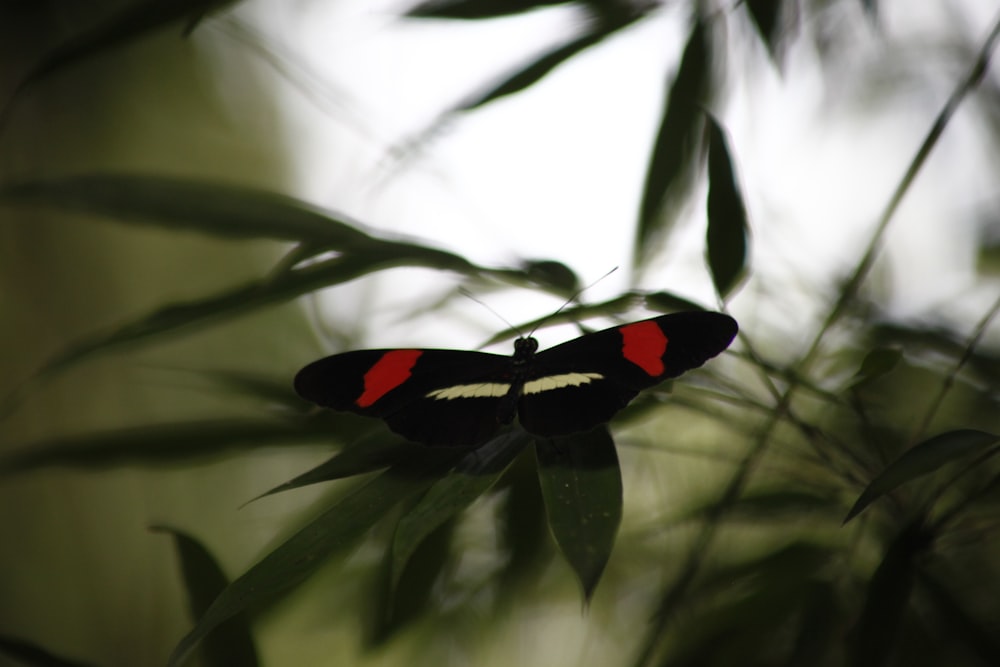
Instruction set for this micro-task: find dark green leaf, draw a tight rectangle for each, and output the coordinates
[0,419,335,472]
[26,244,478,380]
[918,571,1000,665]
[455,19,638,113]
[535,427,621,600]
[745,0,786,65]
[844,429,1000,522]
[706,115,749,298]
[0,174,373,246]
[849,348,904,388]
[367,518,456,646]
[250,435,426,502]
[11,0,235,89]
[643,291,710,313]
[407,0,572,19]
[0,635,96,667]
[635,16,710,265]
[519,259,580,294]
[151,526,258,667]
[849,523,931,667]
[391,431,530,587]
[167,454,462,667]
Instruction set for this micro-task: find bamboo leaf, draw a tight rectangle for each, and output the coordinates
[536,427,621,600]
[844,429,1000,522]
[706,115,750,298]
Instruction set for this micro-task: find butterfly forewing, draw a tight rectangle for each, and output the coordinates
[294,348,514,445]
[517,312,737,437]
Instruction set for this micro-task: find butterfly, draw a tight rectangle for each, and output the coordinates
[294,311,737,447]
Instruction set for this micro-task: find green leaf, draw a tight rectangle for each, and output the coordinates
[249,435,425,502]
[167,454,462,667]
[706,115,750,298]
[0,174,374,246]
[407,0,572,19]
[844,429,1000,522]
[535,427,622,600]
[151,526,258,667]
[849,523,931,667]
[643,291,710,313]
[479,292,643,348]
[390,431,530,587]
[0,635,97,667]
[7,0,236,98]
[0,419,335,472]
[21,244,477,381]
[635,16,710,266]
[745,0,786,66]
[519,259,580,294]
[849,348,904,388]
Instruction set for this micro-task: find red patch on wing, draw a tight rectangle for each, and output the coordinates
[357,349,423,407]
[620,321,667,376]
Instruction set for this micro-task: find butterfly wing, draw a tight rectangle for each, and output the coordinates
[294,348,515,446]
[517,312,738,437]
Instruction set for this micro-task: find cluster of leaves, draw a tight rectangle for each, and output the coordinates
[2,1,1000,667]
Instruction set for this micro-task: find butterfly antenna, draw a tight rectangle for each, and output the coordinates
[527,266,618,337]
[458,287,526,338]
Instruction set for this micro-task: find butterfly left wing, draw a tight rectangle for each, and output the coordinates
[295,348,515,446]
[517,311,738,437]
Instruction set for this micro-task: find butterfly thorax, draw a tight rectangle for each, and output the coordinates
[498,336,539,424]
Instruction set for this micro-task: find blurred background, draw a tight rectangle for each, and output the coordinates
[1,1,999,666]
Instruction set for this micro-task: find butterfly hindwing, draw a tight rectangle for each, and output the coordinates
[294,348,514,446]
[517,312,737,437]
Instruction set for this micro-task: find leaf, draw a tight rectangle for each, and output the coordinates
[167,454,462,667]
[406,0,572,19]
[844,429,1000,523]
[479,292,643,348]
[20,244,478,383]
[745,0,786,65]
[849,523,931,667]
[151,526,258,667]
[849,348,904,388]
[706,115,749,298]
[519,259,580,294]
[390,431,530,587]
[0,174,373,246]
[249,435,426,502]
[635,16,710,266]
[3,0,236,129]
[643,291,710,313]
[535,426,622,600]
[0,419,335,473]
[0,635,97,667]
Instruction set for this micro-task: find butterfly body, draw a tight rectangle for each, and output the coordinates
[295,311,737,447]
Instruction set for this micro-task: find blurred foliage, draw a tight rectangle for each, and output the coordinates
[1,1,1000,667]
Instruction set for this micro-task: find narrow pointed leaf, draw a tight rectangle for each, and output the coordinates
[706,115,749,298]
[250,435,421,502]
[28,245,478,379]
[407,0,572,19]
[635,17,710,265]
[152,526,258,667]
[391,431,530,587]
[5,0,235,124]
[849,348,904,388]
[849,523,930,667]
[536,426,622,600]
[0,174,373,245]
[0,635,97,667]
[745,0,785,65]
[0,419,334,472]
[167,455,461,667]
[844,429,1000,522]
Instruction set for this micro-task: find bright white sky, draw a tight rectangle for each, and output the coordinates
[232,0,1000,352]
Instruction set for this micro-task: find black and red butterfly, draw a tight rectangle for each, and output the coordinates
[294,311,737,447]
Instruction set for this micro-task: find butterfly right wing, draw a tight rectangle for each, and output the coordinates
[294,348,515,446]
